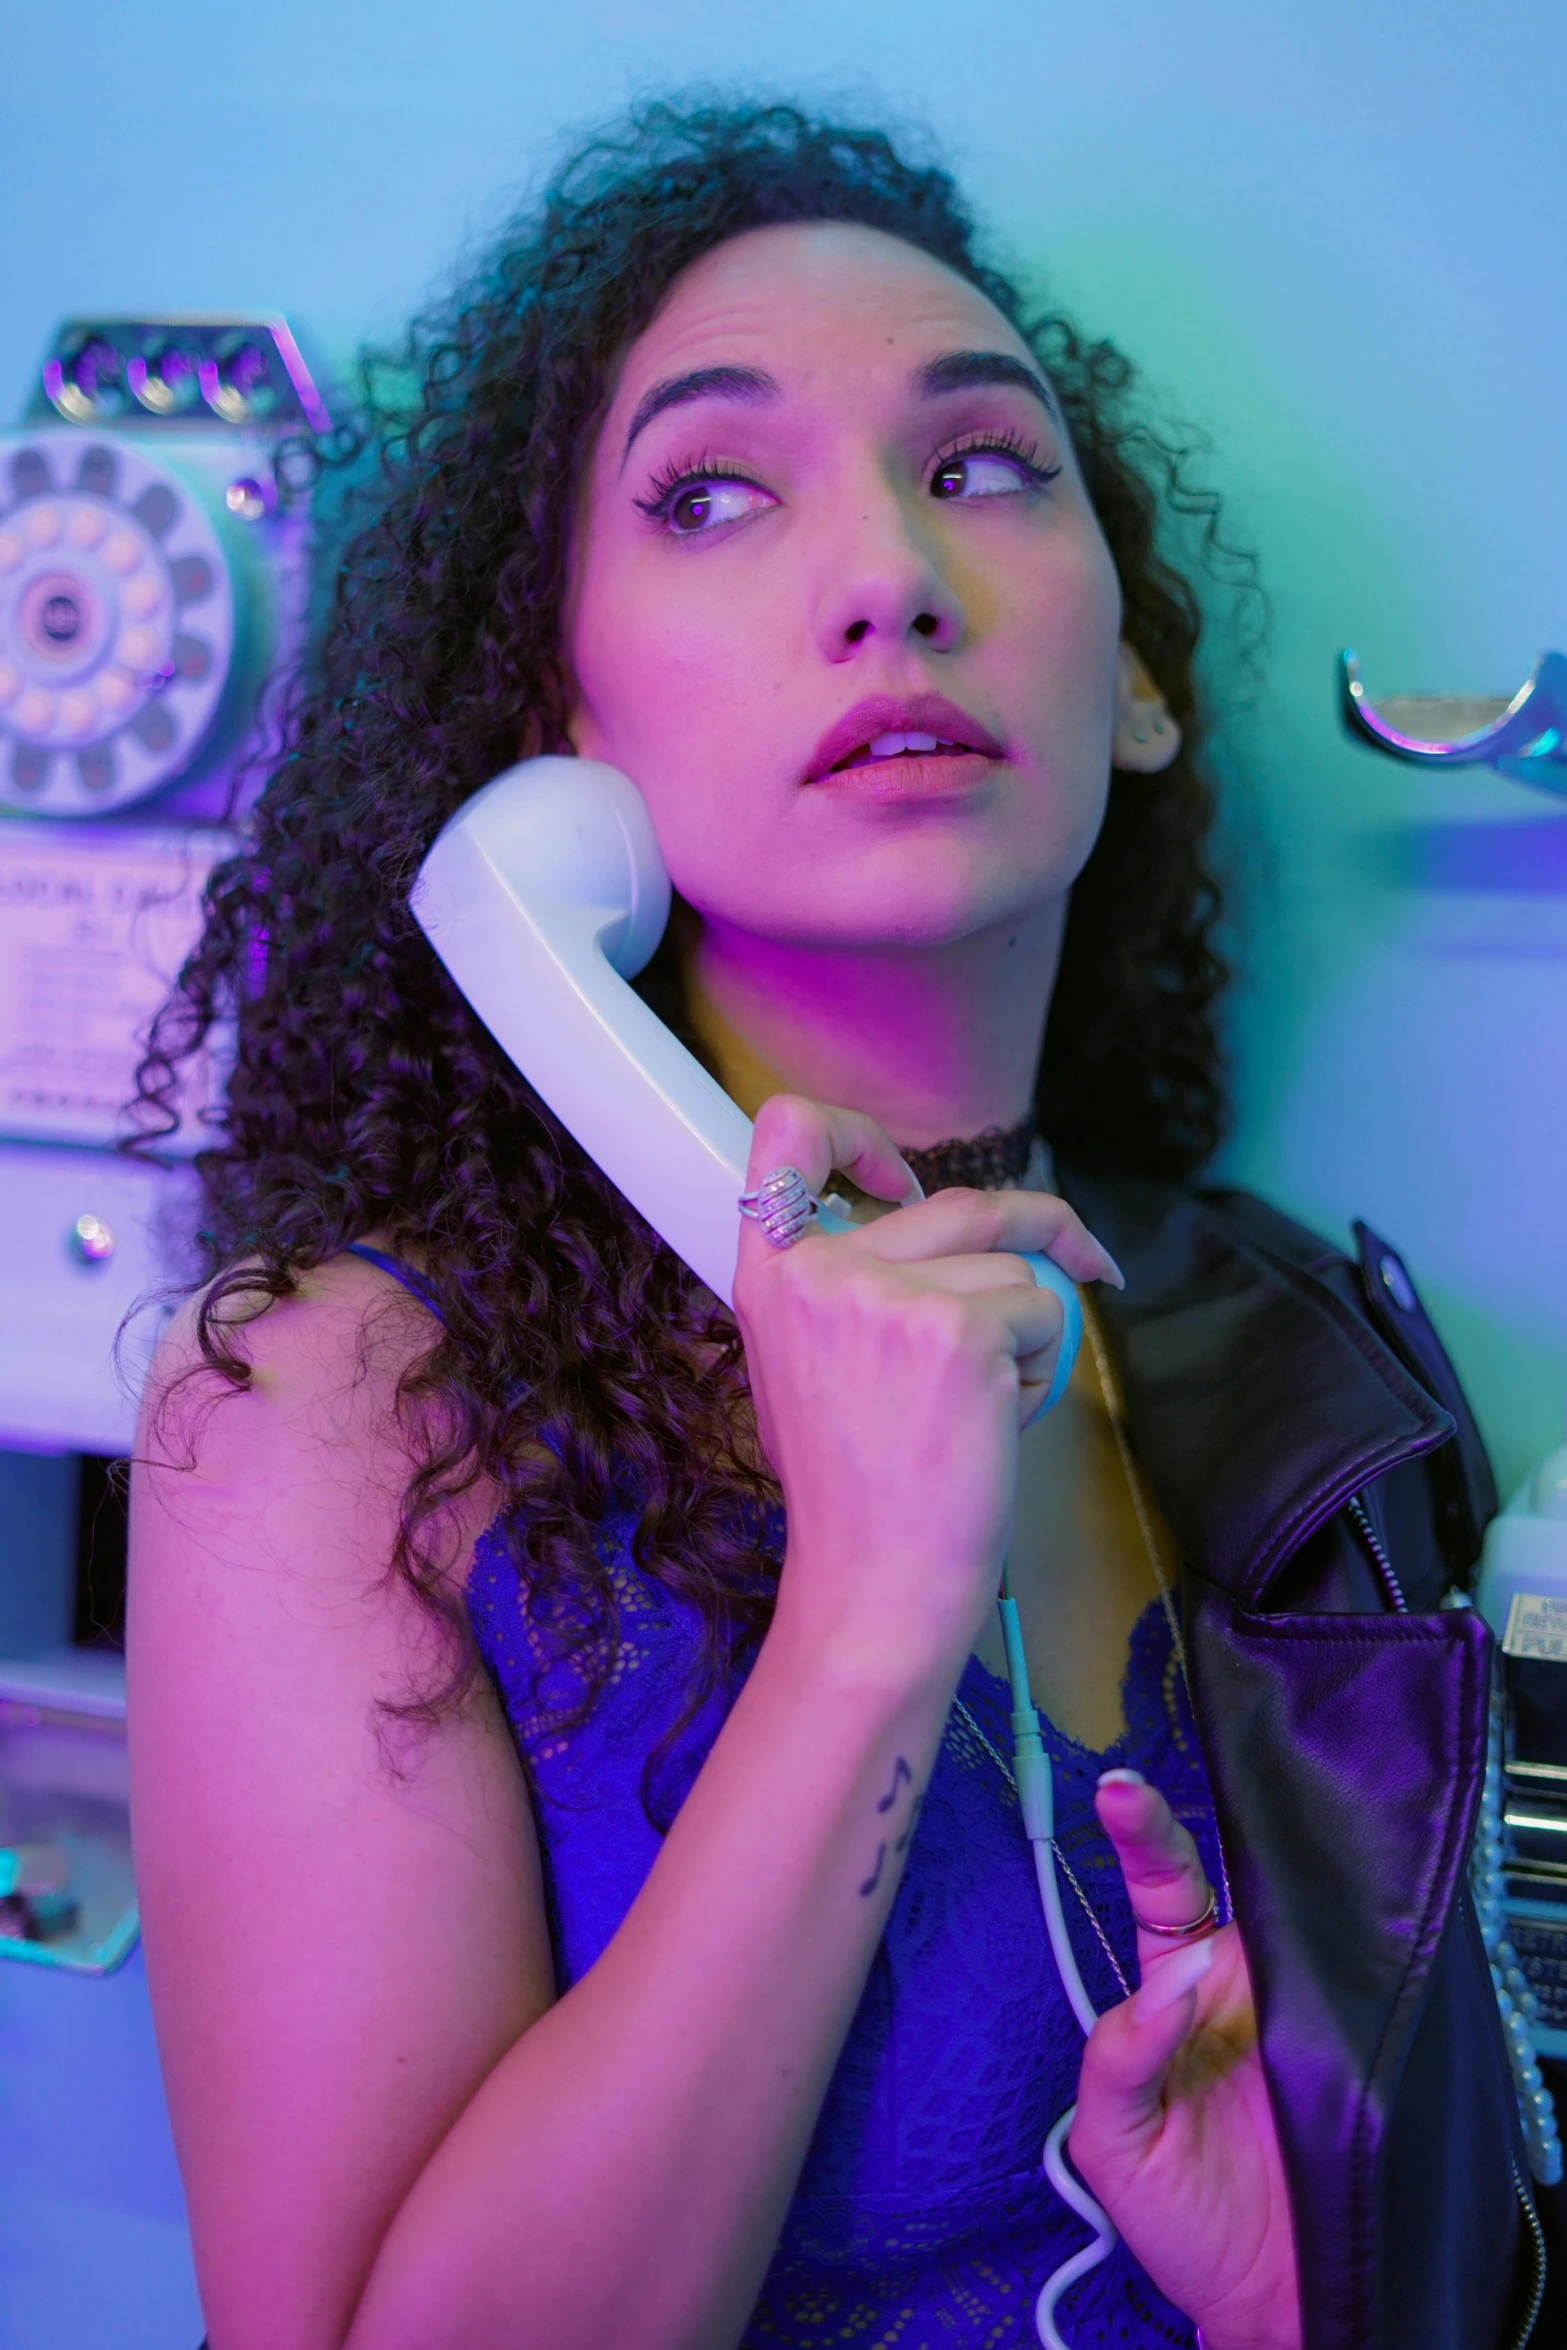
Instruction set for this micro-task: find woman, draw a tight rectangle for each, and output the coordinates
[128,101,1542,2350]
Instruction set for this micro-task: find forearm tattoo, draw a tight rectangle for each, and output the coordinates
[858,1755,924,1897]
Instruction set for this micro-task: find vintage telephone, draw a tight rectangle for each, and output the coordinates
[414,755,1106,2346]
[0,314,329,1458]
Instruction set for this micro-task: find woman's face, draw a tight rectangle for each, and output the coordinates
[566,222,1127,954]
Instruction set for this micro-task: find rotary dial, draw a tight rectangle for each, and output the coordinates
[0,431,236,815]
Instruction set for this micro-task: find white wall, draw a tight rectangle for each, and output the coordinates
[4,0,1564,1486]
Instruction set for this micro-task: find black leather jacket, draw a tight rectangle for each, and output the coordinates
[1059,1165,1544,2350]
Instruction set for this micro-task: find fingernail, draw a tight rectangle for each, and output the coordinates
[1079,1228,1125,1289]
[1136,1936,1213,2019]
[1097,1767,1146,1788]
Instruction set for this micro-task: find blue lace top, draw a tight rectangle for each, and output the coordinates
[468,1505,1223,2350]
[345,1244,1219,2347]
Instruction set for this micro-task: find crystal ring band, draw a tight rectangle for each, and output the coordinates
[737,1165,820,1250]
[1131,1883,1219,1939]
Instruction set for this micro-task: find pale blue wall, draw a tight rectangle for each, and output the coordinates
[4,0,1564,1488]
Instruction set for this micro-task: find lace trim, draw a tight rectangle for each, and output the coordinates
[899,1119,1037,1195]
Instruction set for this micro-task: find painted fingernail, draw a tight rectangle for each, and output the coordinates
[1097,1767,1146,1788]
[1136,1935,1214,2019]
[1082,1233,1125,1289]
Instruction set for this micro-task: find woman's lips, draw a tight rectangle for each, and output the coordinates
[803,694,1007,785]
[812,745,999,798]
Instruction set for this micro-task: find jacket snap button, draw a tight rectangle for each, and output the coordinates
[1379,1251,1416,1312]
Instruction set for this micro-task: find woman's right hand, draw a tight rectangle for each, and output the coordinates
[732,1094,1121,1682]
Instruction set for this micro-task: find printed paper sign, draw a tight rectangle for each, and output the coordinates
[1503,1591,1567,1664]
[0,818,232,1151]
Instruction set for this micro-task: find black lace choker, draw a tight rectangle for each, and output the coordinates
[898,1117,1038,1195]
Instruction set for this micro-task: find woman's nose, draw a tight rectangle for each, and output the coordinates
[813,501,964,661]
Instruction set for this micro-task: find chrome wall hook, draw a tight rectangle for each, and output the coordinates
[1339,648,1567,795]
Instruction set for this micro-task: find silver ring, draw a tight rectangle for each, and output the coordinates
[737,1165,820,1250]
[1131,1884,1219,1939]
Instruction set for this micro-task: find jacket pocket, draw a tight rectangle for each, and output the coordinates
[1186,1580,1520,2350]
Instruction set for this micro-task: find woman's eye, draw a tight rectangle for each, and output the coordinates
[930,450,1044,501]
[661,477,773,535]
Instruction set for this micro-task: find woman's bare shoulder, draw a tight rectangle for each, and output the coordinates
[146,1242,436,1406]
[144,1245,442,1449]
[136,1243,499,1601]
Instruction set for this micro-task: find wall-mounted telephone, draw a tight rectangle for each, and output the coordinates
[0,315,331,1459]
[0,318,330,1724]
[411,756,1080,1403]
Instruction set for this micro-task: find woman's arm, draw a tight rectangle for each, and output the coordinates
[134,1109,1107,2350]
[348,1566,955,2350]
[130,1256,554,2350]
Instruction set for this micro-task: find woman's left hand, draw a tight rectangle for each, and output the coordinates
[1068,1774,1302,2350]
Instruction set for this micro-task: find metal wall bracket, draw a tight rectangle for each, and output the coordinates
[1340,648,1567,794]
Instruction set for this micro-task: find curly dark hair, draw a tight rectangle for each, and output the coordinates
[135,96,1249,1773]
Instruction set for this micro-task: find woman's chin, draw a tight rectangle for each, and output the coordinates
[696,874,1061,956]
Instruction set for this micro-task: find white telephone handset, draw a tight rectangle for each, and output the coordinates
[411,756,1079,1402]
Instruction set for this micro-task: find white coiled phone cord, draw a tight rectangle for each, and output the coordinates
[997,1586,1117,2350]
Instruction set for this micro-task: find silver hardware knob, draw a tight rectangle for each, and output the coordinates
[224,475,274,523]
[1378,1251,1416,1313]
[69,1212,115,1265]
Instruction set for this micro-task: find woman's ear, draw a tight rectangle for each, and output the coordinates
[1111,642,1181,773]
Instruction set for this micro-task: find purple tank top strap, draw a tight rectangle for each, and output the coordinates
[342,1241,444,1321]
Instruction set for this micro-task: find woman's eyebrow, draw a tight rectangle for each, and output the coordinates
[915,350,1058,421]
[621,364,780,465]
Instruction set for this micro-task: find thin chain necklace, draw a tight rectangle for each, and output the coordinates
[951,1288,1234,1975]
[1078,1296,1188,1676]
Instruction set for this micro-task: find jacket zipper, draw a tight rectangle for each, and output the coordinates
[1346,1491,1409,1612]
[1508,2158,1548,2350]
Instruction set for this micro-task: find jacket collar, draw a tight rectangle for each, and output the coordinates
[1056,1165,1455,1608]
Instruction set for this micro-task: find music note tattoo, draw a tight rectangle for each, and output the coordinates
[858,1842,888,1897]
[860,1758,922,1895]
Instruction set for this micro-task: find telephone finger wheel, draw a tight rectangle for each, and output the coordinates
[0,428,237,815]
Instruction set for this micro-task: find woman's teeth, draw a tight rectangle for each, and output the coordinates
[838,730,971,769]
[869,729,941,757]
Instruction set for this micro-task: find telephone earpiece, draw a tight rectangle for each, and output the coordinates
[414,755,752,1303]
